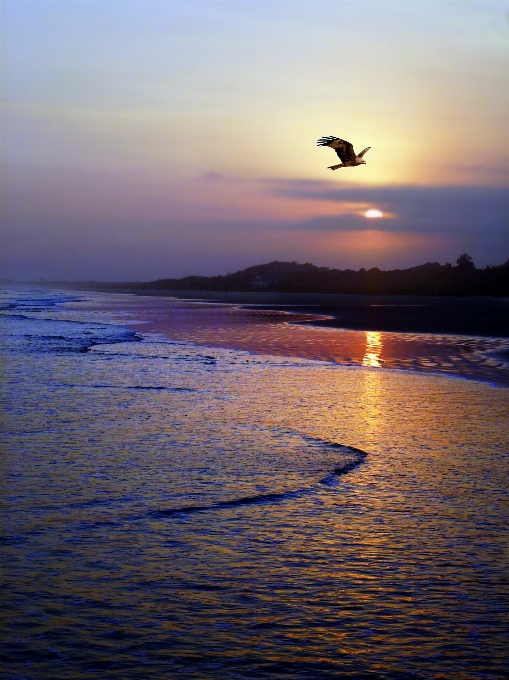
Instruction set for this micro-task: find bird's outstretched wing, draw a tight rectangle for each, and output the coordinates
[358,147,371,158]
[317,136,356,163]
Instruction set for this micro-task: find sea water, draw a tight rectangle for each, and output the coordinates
[1,288,508,679]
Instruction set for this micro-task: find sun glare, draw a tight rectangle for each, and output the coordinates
[362,331,383,368]
[365,209,383,219]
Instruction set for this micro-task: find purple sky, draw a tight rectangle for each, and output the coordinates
[1,1,508,280]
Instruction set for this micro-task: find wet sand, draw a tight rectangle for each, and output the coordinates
[76,292,509,387]
[80,287,509,338]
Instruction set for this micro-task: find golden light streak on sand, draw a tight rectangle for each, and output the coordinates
[363,331,383,368]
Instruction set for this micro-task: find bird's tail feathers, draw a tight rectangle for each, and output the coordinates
[328,164,344,170]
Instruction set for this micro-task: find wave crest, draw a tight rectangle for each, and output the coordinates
[152,443,367,518]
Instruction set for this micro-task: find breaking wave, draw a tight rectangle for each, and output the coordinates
[151,443,367,518]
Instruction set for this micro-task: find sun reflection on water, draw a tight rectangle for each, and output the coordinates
[2,290,509,678]
[362,331,383,368]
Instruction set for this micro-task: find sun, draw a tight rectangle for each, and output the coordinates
[365,209,383,218]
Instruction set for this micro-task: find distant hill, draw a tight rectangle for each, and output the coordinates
[131,256,509,297]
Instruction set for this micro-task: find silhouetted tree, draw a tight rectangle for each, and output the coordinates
[456,253,475,269]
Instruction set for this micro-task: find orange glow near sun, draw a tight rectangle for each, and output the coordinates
[332,230,430,252]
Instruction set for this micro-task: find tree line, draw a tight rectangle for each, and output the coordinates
[133,254,509,297]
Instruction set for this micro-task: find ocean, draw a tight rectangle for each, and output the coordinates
[1,288,508,679]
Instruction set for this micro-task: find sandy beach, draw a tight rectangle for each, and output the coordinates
[85,287,509,338]
[79,290,509,387]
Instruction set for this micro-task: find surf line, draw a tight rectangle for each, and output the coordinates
[151,445,367,519]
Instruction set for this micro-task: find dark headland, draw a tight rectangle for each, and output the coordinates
[28,255,509,338]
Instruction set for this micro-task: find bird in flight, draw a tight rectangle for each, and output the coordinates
[317,136,371,170]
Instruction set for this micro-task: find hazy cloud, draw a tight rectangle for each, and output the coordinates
[264,180,509,237]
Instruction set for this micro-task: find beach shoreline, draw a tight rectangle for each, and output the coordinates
[49,284,509,338]
[65,288,509,388]
[2,287,509,679]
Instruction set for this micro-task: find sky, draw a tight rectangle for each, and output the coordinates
[1,0,508,281]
